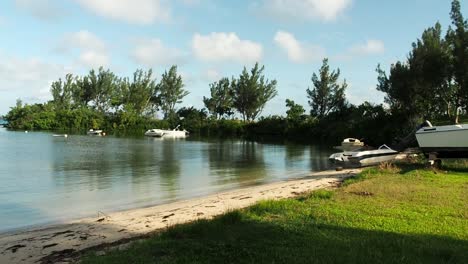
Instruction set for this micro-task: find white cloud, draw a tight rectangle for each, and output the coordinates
[15,0,63,21]
[202,69,221,82]
[349,39,385,55]
[131,38,186,67]
[192,32,263,63]
[78,51,109,69]
[335,39,385,61]
[259,0,352,22]
[58,30,109,69]
[274,31,325,63]
[346,84,384,105]
[0,54,72,113]
[75,0,170,25]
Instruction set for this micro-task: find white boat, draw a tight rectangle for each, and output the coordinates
[330,144,398,167]
[87,129,103,136]
[329,152,353,164]
[145,126,188,138]
[53,134,68,138]
[334,138,365,151]
[416,122,468,158]
[348,145,399,167]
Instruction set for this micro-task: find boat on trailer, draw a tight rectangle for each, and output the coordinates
[416,122,468,159]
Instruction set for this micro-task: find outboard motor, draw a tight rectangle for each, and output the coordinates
[394,120,433,152]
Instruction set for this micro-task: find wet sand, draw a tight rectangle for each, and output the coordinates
[0,169,360,264]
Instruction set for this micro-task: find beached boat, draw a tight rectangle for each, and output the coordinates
[347,145,399,167]
[145,126,188,138]
[334,138,365,151]
[416,123,468,158]
[330,144,398,167]
[87,129,103,136]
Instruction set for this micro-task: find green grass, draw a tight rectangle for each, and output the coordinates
[82,162,468,264]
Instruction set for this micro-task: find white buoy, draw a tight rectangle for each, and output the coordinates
[24,131,28,133]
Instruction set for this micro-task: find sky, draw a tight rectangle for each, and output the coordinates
[0,0,466,116]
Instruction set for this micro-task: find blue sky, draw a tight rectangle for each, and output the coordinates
[0,0,465,116]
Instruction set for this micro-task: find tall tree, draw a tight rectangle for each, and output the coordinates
[307,58,347,118]
[51,74,74,110]
[376,62,415,114]
[231,63,278,122]
[117,69,158,116]
[157,65,189,119]
[74,67,118,113]
[203,77,234,119]
[447,0,468,123]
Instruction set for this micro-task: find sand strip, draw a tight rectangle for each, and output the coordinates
[0,169,359,264]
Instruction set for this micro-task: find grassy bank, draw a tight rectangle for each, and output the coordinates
[82,161,468,264]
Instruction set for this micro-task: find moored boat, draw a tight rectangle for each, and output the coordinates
[87,129,103,136]
[53,134,68,138]
[145,126,188,138]
[416,123,468,158]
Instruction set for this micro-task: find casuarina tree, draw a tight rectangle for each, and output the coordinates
[307,58,347,118]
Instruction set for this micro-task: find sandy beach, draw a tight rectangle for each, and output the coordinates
[0,169,360,264]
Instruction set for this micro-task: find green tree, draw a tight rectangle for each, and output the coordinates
[231,63,278,122]
[51,74,75,110]
[285,99,305,122]
[203,77,234,119]
[409,22,452,118]
[446,0,468,123]
[307,58,347,118]
[74,68,117,113]
[157,65,189,120]
[117,69,158,116]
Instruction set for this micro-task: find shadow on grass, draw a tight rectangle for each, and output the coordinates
[441,160,468,174]
[82,211,468,264]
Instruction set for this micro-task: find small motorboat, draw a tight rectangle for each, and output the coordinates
[334,138,365,151]
[145,125,188,138]
[329,151,353,164]
[347,144,399,167]
[416,121,468,159]
[330,144,398,167]
[53,134,68,138]
[87,129,103,136]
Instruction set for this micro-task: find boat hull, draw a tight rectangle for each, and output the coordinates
[349,152,398,167]
[416,124,468,158]
[145,129,188,138]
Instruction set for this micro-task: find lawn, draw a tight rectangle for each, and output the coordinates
[82,161,468,264]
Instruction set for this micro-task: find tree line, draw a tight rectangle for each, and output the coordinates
[5,0,468,146]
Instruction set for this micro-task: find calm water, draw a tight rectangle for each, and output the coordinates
[0,128,333,233]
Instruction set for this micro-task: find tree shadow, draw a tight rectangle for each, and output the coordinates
[80,211,468,264]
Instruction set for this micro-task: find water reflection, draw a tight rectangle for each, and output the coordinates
[207,141,267,187]
[0,131,333,232]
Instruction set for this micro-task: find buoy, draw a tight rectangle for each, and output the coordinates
[25,131,28,133]
[102,132,106,136]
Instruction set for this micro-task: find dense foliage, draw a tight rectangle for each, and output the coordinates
[5,0,468,146]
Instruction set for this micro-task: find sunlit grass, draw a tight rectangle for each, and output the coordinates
[82,162,468,264]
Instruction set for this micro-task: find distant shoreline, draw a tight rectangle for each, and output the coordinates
[0,168,359,264]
